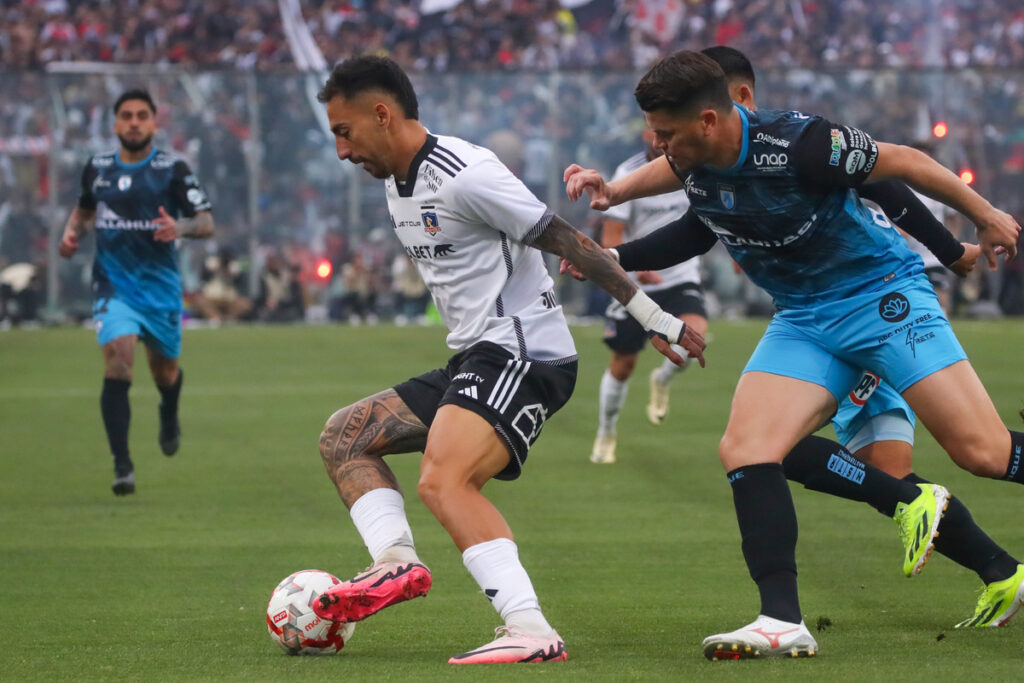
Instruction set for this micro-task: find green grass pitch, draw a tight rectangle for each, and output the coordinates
[1,320,1022,681]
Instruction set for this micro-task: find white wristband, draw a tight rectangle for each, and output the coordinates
[624,290,683,343]
[608,247,620,262]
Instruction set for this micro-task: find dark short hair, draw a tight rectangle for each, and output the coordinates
[701,45,755,88]
[634,50,733,117]
[114,89,157,115]
[317,56,419,120]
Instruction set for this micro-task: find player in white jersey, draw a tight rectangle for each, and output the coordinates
[308,56,704,665]
[590,129,708,464]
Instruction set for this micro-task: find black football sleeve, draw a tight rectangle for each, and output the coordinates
[170,160,212,217]
[78,161,98,211]
[859,180,965,267]
[616,208,717,272]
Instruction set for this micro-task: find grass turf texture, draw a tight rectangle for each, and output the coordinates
[1,321,1022,681]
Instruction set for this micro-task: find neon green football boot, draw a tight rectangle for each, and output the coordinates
[893,483,949,577]
[956,564,1024,628]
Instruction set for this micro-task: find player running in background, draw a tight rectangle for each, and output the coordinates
[703,44,1024,631]
[563,50,1023,659]
[590,127,707,464]
[310,56,701,665]
[59,89,214,496]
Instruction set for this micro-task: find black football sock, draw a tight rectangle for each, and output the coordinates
[903,473,1020,584]
[783,435,921,517]
[728,463,802,624]
[158,368,183,424]
[1003,431,1024,485]
[101,378,132,476]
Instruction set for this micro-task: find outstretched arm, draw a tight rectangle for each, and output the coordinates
[533,215,705,366]
[564,156,683,210]
[869,143,1019,267]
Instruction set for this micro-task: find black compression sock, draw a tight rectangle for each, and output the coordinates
[158,368,183,422]
[1004,431,1024,484]
[783,435,920,517]
[101,378,132,476]
[903,473,1020,584]
[728,463,802,623]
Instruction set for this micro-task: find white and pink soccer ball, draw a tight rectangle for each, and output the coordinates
[266,569,355,655]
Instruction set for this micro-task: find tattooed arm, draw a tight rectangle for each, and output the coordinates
[532,215,705,366]
[59,207,96,258]
[153,209,215,242]
[319,388,429,508]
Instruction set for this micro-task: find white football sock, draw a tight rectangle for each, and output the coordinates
[654,344,688,385]
[349,487,419,564]
[597,369,629,437]
[462,537,552,635]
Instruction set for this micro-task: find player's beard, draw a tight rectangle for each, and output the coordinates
[118,133,152,153]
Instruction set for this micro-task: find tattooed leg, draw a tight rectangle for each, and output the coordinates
[319,388,428,508]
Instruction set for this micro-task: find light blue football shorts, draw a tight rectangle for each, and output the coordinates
[92,296,182,360]
[832,372,916,452]
[744,273,967,409]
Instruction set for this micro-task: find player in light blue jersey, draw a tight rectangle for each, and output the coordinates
[704,45,1024,632]
[564,50,1024,659]
[60,89,214,496]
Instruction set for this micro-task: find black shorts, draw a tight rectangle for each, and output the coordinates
[603,283,707,355]
[393,342,577,481]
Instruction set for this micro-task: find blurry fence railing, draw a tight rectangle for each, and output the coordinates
[1,66,1022,318]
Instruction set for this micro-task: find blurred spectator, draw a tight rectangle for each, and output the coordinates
[191,248,252,323]
[0,261,39,325]
[255,252,304,322]
[391,253,428,325]
[339,252,376,324]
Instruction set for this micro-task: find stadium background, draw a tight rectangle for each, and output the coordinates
[2,0,1023,323]
[2,1,1024,679]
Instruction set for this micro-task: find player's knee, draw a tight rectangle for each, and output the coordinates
[947,432,1011,478]
[104,355,133,381]
[318,402,364,464]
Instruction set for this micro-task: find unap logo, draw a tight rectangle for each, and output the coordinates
[848,371,880,406]
[421,206,441,236]
[718,184,735,210]
[879,291,910,323]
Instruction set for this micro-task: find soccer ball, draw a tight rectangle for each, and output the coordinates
[266,569,355,655]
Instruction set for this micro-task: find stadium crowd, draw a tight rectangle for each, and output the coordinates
[2,0,1023,325]
[2,0,1023,70]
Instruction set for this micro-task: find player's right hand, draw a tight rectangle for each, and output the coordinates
[949,242,981,277]
[59,231,79,258]
[975,207,1020,269]
[564,164,613,211]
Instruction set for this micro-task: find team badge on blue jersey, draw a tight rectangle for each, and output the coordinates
[118,175,132,191]
[718,184,735,210]
[421,206,440,236]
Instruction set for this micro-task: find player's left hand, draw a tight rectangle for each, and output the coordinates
[949,242,981,277]
[153,206,178,242]
[650,323,706,368]
[975,208,1020,269]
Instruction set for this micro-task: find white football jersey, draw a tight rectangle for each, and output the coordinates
[604,152,699,291]
[384,134,577,364]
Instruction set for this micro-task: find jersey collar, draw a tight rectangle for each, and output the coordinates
[115,147,158,170]
[396,134,437,198]
[723,104,750,173]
